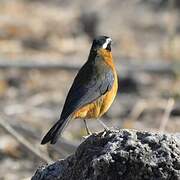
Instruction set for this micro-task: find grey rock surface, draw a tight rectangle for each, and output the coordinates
[32,129,180,180]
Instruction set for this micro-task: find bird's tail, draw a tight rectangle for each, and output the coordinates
[41,117,70,145]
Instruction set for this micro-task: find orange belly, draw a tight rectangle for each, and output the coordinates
[73,72,118,119]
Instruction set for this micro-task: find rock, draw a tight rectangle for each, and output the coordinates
[32,129,180,180]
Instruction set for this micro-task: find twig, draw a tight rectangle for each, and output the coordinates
[129,100,147,121]
[0,117,53,163]
[10,119,77,156]
[159,98,175,132]
[123,99,147,128]
[0,58,179,75]
[123,98,175,129]
[0,60,78,70]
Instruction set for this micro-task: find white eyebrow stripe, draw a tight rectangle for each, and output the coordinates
[102,38,112,49]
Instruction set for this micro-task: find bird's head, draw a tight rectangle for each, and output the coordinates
[91,36,112,52]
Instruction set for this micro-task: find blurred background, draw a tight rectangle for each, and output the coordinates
[0,0,180,179]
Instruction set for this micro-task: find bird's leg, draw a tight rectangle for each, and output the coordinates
[97,119,110,131]
[83,119,91,135]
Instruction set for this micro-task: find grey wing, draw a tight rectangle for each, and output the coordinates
[60,63,114,120]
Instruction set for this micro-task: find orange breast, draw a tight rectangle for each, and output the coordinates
[98,71,118,117]
[73,49,118,119]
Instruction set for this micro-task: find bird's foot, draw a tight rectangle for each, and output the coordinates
[83,119,92,135]
[82,134,91,139]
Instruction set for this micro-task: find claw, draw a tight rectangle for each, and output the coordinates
[82,134,91,139]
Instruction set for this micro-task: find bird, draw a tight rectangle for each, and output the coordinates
[41,35,118,145]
